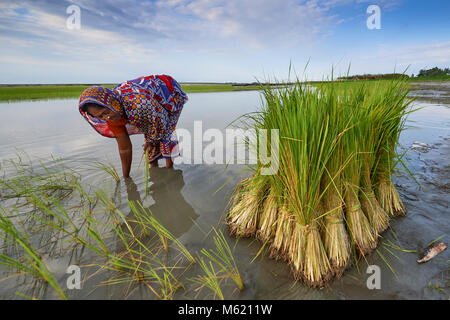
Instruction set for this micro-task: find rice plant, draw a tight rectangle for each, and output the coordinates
[189,257,225,300]
[200,227,244,290]
[91,161,120,183]
[126,200,196,264]
[0,208,67,300]
[0,155,78,203]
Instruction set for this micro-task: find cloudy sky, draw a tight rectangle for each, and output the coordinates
[1,0,449,83]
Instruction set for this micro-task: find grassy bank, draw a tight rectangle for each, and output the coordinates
[0,84,263,102]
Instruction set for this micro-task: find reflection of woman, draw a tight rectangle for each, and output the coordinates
[78,75,188,177]
[124,168,199,240]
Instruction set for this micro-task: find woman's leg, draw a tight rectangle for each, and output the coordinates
[165,158,173,168]
[150,159,159,167]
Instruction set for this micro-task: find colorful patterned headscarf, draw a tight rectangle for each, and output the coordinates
[79,75,188,161]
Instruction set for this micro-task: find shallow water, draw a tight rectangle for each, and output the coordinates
[0,86,449,300]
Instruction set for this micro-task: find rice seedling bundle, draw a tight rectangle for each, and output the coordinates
[226,77,414,287]
[371,81,414,217]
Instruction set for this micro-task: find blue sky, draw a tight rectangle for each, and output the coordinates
[0,0,449,83]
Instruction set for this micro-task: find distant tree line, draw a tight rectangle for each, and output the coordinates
[337,73,409,81]
[416,67,450,77]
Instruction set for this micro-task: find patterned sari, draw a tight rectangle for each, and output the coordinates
[79,75,188,162]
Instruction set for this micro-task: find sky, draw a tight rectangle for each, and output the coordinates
[0,0,449,83]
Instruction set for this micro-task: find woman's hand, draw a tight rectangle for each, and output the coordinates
[143,142,155,154]
[143,142,160,167]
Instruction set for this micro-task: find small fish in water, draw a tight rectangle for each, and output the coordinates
[417,242,447,264]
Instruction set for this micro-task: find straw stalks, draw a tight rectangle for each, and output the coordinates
[227,175,267,238]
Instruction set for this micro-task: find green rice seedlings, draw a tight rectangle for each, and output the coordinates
[225,75,414,287]
[320,152,351,277]
[0,209,67,300]
[357,88,391,235]
[190,257,225,300]
[127,200,195,264]
[200,228,244,291]
[318,84,351,277]
[343,143,377,255]
[263,81,334,286]
[0,155,78,203]
[98,250,183,300]
[339,92,377,256]
[372,80,414,217]
[91,161,120,183]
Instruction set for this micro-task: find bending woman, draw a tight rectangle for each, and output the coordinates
[79,75,188,178]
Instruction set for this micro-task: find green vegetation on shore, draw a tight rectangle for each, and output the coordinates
[0,84,263,102]
[338,67,450,82]
[409,75,450,81]
[415,67,449,78]
[338,73,409,81]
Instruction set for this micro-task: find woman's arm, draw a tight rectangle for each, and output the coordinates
[115,132,132,178]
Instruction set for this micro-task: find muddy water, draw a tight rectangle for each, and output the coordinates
[0,85,448,300]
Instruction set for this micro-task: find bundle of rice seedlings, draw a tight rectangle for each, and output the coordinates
[318,83,351,276]
[357,92,390,236]
[341,99,377,256]
[226,74,414,287]
[256,184,279,242]
[226,174,268,238]
[375,154,407,216]
[269,203,295,262]
[321,188,350,277]
[372,80,414,217]
[258,82,335,287]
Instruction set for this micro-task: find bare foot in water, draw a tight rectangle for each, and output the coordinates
[165,158,173,168]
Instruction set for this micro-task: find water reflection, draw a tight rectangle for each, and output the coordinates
[120,167,199,247]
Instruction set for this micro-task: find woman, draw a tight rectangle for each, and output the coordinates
[79,74,188,178]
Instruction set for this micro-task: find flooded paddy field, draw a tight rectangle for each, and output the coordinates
[0,83,448,300]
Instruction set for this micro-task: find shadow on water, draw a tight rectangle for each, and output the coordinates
[124,167,199,240]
